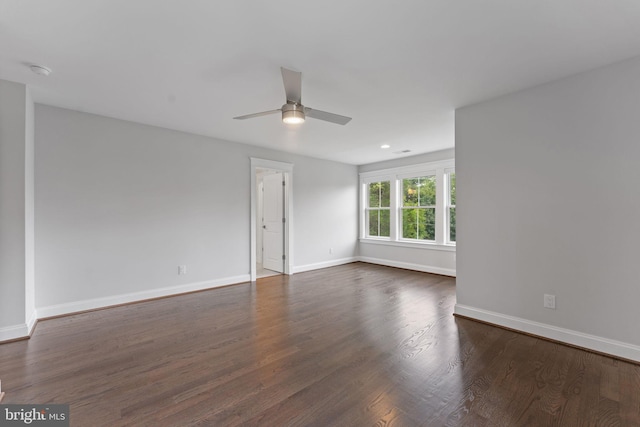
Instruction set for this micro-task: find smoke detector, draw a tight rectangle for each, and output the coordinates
[30,65,52,76]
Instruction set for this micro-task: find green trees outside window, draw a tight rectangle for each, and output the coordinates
[367,181,390,237]
[401,176,436,240]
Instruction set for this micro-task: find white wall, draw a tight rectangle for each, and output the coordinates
[35,105,358,317]
[25,88,35,329]
[0,80,35,340]
[455,56,640,361]
[358,148,454,173]
[358,148,456,276]
[358,244,455,277]
[293,158,359,269]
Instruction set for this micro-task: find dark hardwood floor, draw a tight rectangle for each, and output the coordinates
[1,263,639,426]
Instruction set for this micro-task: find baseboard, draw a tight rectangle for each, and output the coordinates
[292,257,358,274]
[0,308,39,343]
[454,304,640,363]
[357,256,456,277]
[26,309,37,335]
[0,323,30,343]
[36,274,251,319]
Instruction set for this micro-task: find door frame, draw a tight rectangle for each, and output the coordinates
[250,158,293,281]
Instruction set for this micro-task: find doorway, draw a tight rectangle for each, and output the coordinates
[257,169,284,278]
[250,158,293,282]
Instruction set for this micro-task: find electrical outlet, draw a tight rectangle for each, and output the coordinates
[544,294,556,309]
[178,265,187,275]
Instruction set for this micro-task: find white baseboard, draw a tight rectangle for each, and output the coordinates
[36,274,250,319]
[454,304,640,363]
[292,257,358,274]
[0,309,38,342]
[26,310,37,335]
[357,256,456,277]
[0,323,29,342]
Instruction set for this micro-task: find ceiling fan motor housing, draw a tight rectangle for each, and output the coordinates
[282,103,305,124]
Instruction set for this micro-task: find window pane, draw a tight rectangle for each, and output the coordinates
[368,181,390,208]
[368,210,379,236]
[402,209,418,239]
[402,208,435,240]
[419,176,436,207]
[368,182,380,208]
[379,209,390,237]
[380,181,390,208]
[403,178,419,206]
[449,207,456,242]
[449,173,456,205]
[368,209,389,237]
[404,176,436,207]
[420,208,436,240]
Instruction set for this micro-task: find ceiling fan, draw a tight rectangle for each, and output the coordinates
[233,67,352,125]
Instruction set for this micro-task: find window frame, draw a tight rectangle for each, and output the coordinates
[359,159,455,250]
[445,168,456,244]
[364,179,392,239]
[398,173,437,242]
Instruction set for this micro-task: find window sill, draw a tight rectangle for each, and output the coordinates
[359,238,456,252]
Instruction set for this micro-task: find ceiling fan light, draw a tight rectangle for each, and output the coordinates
[282,109,305,124]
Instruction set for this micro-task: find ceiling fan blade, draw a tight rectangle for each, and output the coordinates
[305,107,352,125]
[233,109,281,120]
[281,67,302,104]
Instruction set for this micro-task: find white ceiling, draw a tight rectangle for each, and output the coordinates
[2,1,640,165]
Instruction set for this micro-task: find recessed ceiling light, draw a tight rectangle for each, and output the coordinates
[380,144,390,149]
[30,65,52,76]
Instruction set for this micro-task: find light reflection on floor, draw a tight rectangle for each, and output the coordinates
[256,263,281,279]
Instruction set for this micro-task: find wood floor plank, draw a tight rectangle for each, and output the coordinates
[1,262,639,426]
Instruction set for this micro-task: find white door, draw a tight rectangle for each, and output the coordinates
[262,172,284,272]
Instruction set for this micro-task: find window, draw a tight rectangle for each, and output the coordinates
[401,175,436,240]
[366,181,390,237]
[360,160,455,248]
[447,171,456,243]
